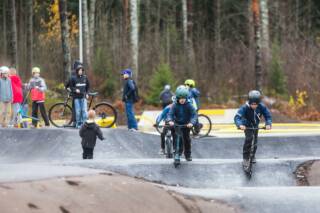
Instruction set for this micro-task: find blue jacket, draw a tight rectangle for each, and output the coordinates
[122,79,138,103]
[189,88,200,110]
[168,100,197,125]
[156,105,171,124]
[234,103,272,128]
[0,77,13,102]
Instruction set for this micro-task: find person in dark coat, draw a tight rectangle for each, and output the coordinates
[70,64,90,128]
[159,85,174,109]
[65,60,83,126]
[79,110,105,159]
[234,90,272,168]
[121,68,139,131]
[168,85,197,161]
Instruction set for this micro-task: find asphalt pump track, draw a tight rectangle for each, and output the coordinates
[1,128,320,213]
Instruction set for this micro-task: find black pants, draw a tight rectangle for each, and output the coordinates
[243,129,258,160]
[32,101,50,126]
[175,127,192,158]
[82,146,94,159]
[160,126,176,149]
[72,98,76,124]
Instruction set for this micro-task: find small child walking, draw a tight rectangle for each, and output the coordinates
[79,110,105,159]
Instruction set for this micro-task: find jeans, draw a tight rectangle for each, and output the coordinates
[74,98,88,128]
[125,102,138,130]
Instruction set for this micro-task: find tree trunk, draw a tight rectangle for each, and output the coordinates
[252,0,262,91]
[7,0,18,69]
[182,0,195,74]
[214,0,221,73]
[26,0,33,75]
[130,0,139,82]
[2,0,7,60]
[259,0,270,61]
[82,0,91,72]
[58,0,71,81]
[89,0,96,56]
[295,0,299,39]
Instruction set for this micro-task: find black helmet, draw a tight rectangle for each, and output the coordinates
[248,90,261,104]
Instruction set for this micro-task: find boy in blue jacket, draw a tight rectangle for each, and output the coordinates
[234,90,272,167]
[168,85,197,161]
[155,102,176,155]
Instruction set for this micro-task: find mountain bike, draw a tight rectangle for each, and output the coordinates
[173,124,191,168]
[155,124,175,158]
[240,126,266,179]
[156,114,212,138]
[48,90,117,128]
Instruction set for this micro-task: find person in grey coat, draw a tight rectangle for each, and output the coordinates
[0,66,13,127]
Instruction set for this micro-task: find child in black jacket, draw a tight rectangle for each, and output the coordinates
[79,110,105,159]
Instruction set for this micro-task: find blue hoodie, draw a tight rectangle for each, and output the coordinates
[156,105,171,124]
[188,88,200,110]
[168,99,197,125]
[234,103,272,128]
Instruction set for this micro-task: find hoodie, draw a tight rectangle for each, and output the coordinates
[79,121,104,149]
[10,75,23,103]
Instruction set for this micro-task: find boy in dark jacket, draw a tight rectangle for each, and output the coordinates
[71,65,90,128]
[79,110,104,159]
[234,90,272,168]
[121,68,138,131]
[159,85,174,109]
[168,85,197,162]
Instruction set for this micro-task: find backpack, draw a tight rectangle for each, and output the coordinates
[132,80,140,103]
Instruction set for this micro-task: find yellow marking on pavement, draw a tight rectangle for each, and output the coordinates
[199,109,225,115]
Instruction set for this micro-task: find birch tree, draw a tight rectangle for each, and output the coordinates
[260,0,270,61]
[182,0,195,73]
[58,0,71,80]
[82,0,91,72]
[130,0,139,82]
[252,0,262,91]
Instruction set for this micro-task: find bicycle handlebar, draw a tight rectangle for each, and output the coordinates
[154,124,190,128]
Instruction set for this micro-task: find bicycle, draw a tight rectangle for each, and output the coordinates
[172,124,190,168]
[13,89,40,128]
[154,124,175,159]
[155,113,212,138]
[48,90,117,128]
[239,126,266,179]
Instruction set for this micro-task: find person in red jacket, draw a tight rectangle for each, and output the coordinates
[9,68,23,127]
[28,67,50,127]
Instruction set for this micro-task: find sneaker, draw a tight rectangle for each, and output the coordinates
[129,128,138,132]
[186,156,192,161]
[159,149,165,155]
[252,157,257,164]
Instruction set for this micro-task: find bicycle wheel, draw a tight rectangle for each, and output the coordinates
[49,103,73,128]
[192,114,212,138]
[165,137,173,158]
[93,102,117,128]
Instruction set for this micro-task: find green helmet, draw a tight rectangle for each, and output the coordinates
[175,85,189,99]
[184,79,195,88]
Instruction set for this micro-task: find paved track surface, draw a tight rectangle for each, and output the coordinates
[1,128,320,212]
